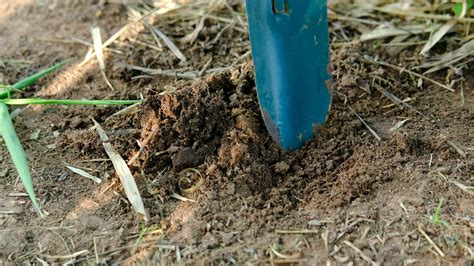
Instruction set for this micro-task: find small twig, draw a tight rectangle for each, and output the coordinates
[371,7,474,23]
[373,79,430,120]
[382,97,414,109]
[198,57,213,77]
[93,237,99,264]
[119,63,197,79]
[343,240,377,266]
[417,225,445,257]
[0,209,23,214]
[450,180,474,196]
[207,20,237,46]
[128,123,159,166]
[269,259,307,263]
[230,50,251,68]
[100,68,115,91]
[275,229,319,234]
[106,102,141,121]
[145,21,187,62]
[171,193,196,202]
[399,201,409,217]
[347,105,382,141]
[447,140,468,158]
[362,57,454,92]
[128,38,163,52]
[328,12,381,26]
[269,245,301,260]
[68,37,123,54]
[91,27,115,91]
[36,37,77,44]
[42,250,89,260]
[8,192,28,197]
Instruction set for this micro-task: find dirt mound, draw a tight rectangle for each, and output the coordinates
[119,61,473,263]
[134,62,417,211]
[135,64,282,198]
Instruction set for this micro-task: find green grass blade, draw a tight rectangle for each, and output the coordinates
[0,61,67,99]
[453,0,473,17]
[432,197,444,225]
[0,98,142,106]
[0,103,43,216]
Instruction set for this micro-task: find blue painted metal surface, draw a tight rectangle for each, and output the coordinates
[246,0,332,150]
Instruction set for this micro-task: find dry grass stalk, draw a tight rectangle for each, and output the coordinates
[92,118,148,221]
[417,225,446,257]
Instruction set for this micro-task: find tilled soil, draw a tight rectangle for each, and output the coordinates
[126,62,473,264]
[0,1,473,265]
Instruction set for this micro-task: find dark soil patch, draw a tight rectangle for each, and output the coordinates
[135,64,283,198]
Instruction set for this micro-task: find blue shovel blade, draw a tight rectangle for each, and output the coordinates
[246,0,332,150]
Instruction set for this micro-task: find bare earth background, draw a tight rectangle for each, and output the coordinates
[0,0,473,264]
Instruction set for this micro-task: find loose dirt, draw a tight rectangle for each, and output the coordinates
[0,1,472,265]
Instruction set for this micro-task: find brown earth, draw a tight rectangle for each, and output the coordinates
[0,1,473,265]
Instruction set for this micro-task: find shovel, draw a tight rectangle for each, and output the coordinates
[246,0,332,150]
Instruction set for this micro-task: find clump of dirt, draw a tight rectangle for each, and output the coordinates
[135,63,283,197]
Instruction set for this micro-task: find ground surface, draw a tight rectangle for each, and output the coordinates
[0,1,473,265]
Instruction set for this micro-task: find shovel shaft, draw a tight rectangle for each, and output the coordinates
[246,0,332,150]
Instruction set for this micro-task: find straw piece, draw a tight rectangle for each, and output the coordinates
[92,118,148,221]
[146,22,187,62]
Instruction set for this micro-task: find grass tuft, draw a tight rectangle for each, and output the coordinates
[0,61,140,216]
[0,62,68,216]
[431,198,450,227]
[0,61,67,99]
[0,103,43,216]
